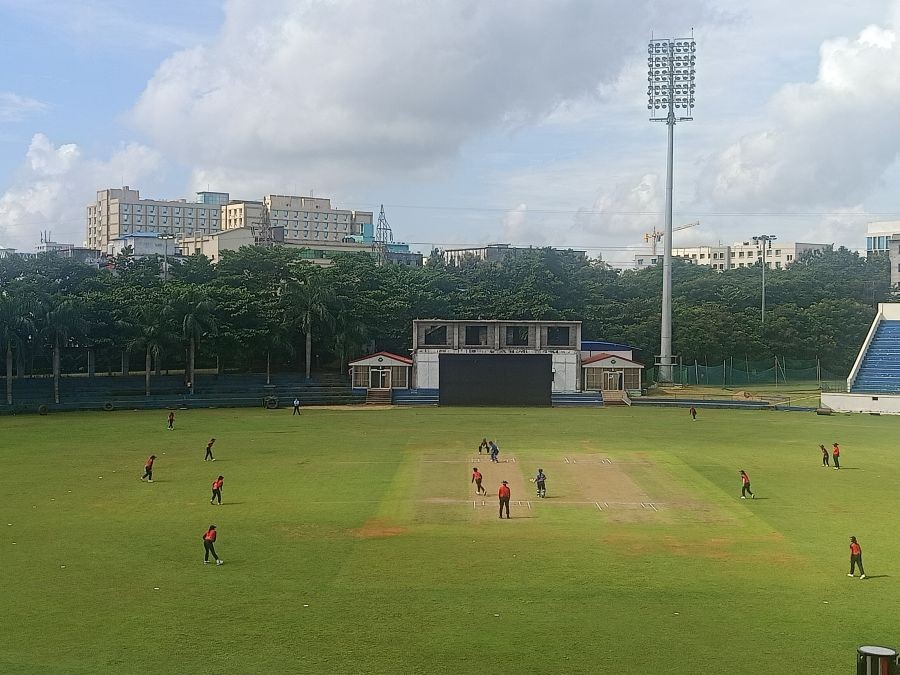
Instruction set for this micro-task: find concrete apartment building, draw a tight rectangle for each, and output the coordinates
[86,186,418,267]
[260,195,374,243]
[86,187,224,249]
[866,221,900,287]
[635,241,831,271]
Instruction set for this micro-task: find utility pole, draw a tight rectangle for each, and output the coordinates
[752,234,777,327]
[159,233,176,281]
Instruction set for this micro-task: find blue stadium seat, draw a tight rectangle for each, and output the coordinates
[850,320,900,394]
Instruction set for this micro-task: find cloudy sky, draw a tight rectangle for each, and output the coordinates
[1,0,899,265]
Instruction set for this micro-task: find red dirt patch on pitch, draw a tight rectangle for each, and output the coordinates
[354,519,407,539]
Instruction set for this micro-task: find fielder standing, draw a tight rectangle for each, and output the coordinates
[167,411,175,430]
[202,525,223,565]
[204,438,216,461]
[848,536,866,579]
[820,444,830,467]
[832,443,841,470]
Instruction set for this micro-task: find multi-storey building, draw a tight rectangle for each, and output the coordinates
[634,241,831,271]
[441,243,588,266]
[86,187,224,249]
[265,195,373,243]
[87,187,418,266]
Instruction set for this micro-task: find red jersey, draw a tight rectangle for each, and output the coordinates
[145,456,155,468]
[741,473,749,485]
[204,529,217,542]
[212,479,223,490]
[472,470,482,482]
[499,485,511,499]
[833,446,840,457]
[850,542,861,556]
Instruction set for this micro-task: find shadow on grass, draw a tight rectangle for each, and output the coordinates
[862,575,889,580]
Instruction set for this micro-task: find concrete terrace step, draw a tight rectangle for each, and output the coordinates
[551,392,604,408]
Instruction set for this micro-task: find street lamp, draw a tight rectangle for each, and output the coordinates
[648,36,696,383]
[752,234,777,327]
[159,233,176,281]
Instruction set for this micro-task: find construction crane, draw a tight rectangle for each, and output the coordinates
[643,221,698,256]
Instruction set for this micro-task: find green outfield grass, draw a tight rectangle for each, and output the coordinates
[2,406,899,674]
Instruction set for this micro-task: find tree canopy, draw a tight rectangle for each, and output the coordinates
[0,245,890,388]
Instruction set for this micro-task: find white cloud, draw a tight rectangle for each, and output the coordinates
[131,0,706,197]
[0,92,47,122]
[0,134,162,250]
[701,18,900,212]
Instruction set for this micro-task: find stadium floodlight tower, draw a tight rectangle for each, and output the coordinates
[648,35,696,383]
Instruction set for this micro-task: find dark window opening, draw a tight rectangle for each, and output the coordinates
[546,326,570,346]
[465,325,488,346]
[424,325,448,346]
[505,325,529,346]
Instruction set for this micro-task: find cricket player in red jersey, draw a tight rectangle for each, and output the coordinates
[141,455,156,482]
[210,476,224,505]
[167,411,175,430]
[472,467,486,495]
[202,525,223,565]
[498,480,511,519]
[832,443,841,470]
[739,470,754,499]
[848,536,866,579]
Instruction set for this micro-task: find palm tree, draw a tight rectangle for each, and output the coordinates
[279,271,335,380]
[172,288,217,395]
[127,301,169,397]
[333,304,368,374]
[43,297,87,404]
[0,291,39,405]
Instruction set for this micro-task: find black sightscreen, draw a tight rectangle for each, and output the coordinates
[439,353,552,406]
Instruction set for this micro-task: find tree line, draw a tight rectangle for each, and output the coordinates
[0,244,890,403]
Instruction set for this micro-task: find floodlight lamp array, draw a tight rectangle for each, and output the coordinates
[647,39,696,119]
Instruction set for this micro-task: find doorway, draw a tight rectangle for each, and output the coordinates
[603,371,623,391]
[369,367,391,390]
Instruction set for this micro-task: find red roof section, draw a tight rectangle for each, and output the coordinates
[582,352,643,366]
[348,351,413,366]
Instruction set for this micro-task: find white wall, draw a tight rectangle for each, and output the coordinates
[822,392,900,415]
[880,303,900,320]
[551,352,578,391]
[414,352,440,389]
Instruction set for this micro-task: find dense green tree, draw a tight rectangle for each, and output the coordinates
[0,246,892,397]
[0,288,40,404]
[279,269,336,380]
[171,286,218,395]
[43,296,87,403]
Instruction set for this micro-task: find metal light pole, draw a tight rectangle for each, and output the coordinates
[752,234,776,327]
[648,36,696,383]
[159,233,175,281]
